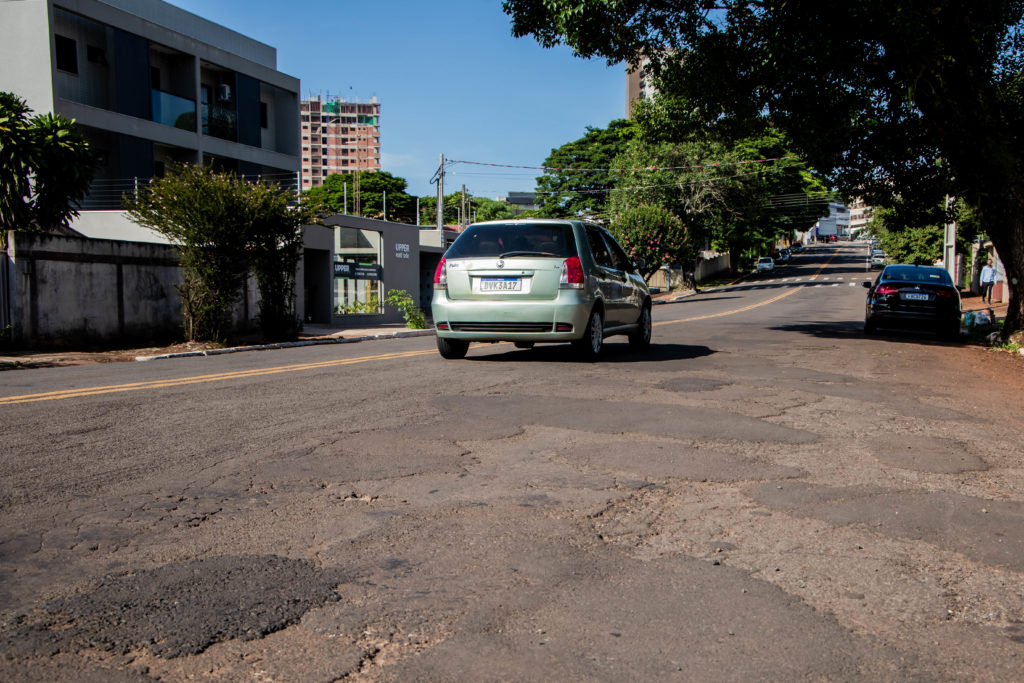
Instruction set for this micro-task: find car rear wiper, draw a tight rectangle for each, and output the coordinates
[498,250,560,258]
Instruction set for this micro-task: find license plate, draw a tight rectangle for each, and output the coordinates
[480,277,521,292]
[902,292,929,301]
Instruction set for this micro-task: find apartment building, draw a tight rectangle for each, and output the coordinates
[847,198,875,236]
[0,0,301,222]
[301,95,381,190]
[626,57,657,118]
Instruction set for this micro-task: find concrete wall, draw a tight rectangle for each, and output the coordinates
[2,231,267,349]
[0,0,56,112]
[648,254,731,290]
[5,231,183,347]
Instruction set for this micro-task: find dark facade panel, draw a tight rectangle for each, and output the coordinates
[113,28,150,119]
[235,73,261,148]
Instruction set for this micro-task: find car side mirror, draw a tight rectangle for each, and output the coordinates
[633,258,646,271]
[862,281,872,288]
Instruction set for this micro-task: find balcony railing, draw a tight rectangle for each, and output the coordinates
[151,90,196,131]
[78,173,301,211]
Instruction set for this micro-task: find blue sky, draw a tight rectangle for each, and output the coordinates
[163,0,626,198]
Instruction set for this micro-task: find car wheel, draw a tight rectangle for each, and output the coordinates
[513,341,535,349]
[942,321,961,341]
[436,336,469,359]
[573,308,604,361]
[864,319,877,335]
[628,304,652,349]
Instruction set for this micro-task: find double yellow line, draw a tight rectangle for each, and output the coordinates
[0,348,434,405]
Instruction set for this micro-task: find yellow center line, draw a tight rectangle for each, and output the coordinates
[3,252,841,405]
[654,250,837,327]
[0,348,435,405]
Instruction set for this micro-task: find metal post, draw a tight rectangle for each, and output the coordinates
[943,195,957,283]
[383,190,387,221]
[436,154,444,232]
[461,184,467,227]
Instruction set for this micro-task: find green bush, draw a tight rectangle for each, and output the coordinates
[335,296,380,315]
[609,204,691,281]
[385,289,426,329]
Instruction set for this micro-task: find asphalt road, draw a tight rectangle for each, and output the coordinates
[2,243,1023,680]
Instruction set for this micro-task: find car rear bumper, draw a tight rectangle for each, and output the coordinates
[432,290,594,341]
[866,309,961,327]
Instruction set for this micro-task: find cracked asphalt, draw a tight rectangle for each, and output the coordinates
[2,244,1023,680]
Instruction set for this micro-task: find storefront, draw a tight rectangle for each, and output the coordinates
[304,214,445,326]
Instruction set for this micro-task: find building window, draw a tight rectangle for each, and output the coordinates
[54,34,77,74]
[87,45,107,65]
[151,66,161,89]
[260,102,268,129]
[334,228,383,315]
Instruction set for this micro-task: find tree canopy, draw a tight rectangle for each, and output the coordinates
[0,92,95,241]
[534,119,637,218]
[504,0,1024,335]
[305,171,416,223]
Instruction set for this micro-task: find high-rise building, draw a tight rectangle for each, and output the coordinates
[300,95,381,189]
[625,57,656,118]
[0,0,301,219]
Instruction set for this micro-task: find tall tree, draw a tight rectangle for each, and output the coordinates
[0,92,95,243]
[305,171,416,223]
[535,119,637,218]
[504,0,1024,337]
[610,127,828,271]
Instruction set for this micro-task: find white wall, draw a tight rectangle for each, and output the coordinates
[0,0,56,112]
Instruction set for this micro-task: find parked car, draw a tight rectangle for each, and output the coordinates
[756,256,775,273]
[431,220,651,360]
[790,243,803,254]
[869,249,886,268]
[863,264,961,338]
[774,249,791,264]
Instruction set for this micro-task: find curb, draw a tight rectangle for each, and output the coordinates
[134,329,435,361]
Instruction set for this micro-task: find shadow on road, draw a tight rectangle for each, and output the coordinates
[467,342,716,363]
[771,320,965,347]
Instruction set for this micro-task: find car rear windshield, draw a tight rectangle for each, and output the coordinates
[445,223,578,259]
[882,266,953,284]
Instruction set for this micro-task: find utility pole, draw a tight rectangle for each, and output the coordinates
[354,170,361,216]
[461,184,468,228]
[436,153,444,232]
[943,195,957,283]
[383,190,387,221]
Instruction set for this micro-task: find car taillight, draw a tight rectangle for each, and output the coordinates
[560,256,584,289]
[875,284,899,296]
[433,257,447,289]
[935,288,955,299]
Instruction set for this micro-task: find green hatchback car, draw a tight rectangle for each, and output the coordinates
[431,219,652,360]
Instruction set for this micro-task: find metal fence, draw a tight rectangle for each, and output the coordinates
[78,173,301,211]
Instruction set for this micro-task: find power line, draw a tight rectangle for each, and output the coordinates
[447,156,801,173]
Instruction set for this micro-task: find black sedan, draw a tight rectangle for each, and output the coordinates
[863,265,961,338]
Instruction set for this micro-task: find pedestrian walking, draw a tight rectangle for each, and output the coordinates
[980,259,997,304]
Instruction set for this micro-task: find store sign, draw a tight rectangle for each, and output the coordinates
[395,242,411,259]
[333,261,355,278]
[353,264,382,281]
[334,261,382,280]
